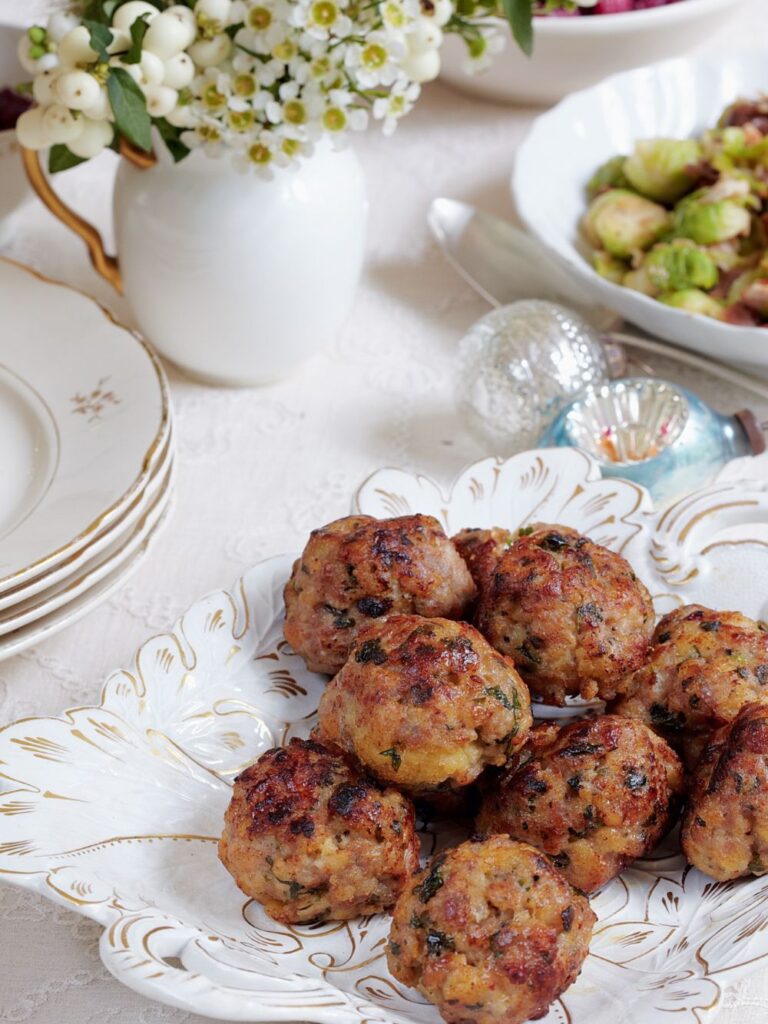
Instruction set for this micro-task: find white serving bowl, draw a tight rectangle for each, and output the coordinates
[439,0,749,106]
[512,52,768,373]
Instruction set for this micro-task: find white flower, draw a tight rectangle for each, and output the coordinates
[380,0,418,34]
[463,26,504,74]
[291,0,352,41]
[345,31,405,88]
[372,80,419,135]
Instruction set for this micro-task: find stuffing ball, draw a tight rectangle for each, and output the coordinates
[452,527,513,590]
[387,835,596,1024]
[610,604,768,769]
[475,524,654,706]
[218,738,420,923]
[283,514,476,675]
[476,715,684,893]
[316,615,532,797]
[682,702,768,880]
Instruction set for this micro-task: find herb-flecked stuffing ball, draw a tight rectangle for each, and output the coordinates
[610,604,768,769]
[682,702,768,880]
[218,738,420,923]
[387,835,596,1024]
[475,524,655,706]
[283,514,476,675]
[477,715,685,893]
[315,614,532,797]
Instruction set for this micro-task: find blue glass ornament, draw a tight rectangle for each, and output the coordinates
[538,378,765,505]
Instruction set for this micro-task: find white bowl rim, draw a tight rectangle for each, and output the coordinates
[512,50,768,350]
[510,0,747,35]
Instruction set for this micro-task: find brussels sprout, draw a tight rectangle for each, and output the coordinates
[623,265,657,296]
[673,198,751,245]
[582,189,670,259]
[660,289,724,319]
[644,241,718,293]
[593,250,627,283]
[623,138,702,203]
[586,155,629,200]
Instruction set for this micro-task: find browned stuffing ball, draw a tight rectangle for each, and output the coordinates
[610,604,768,770]
[283,514,476,675]
[218,738,420,923]
[475,524,654,706]
[476,715,685,893]
[682,702,768,880]
[387,835,596,1024]
[316,615,532,797]
[452,527,513,590]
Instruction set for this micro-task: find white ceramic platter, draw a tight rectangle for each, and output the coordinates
[4,449,768,1024]
[0,259,169,591]
[512,53,768,372]
[0,428,174,615]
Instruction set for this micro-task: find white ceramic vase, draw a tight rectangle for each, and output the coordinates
[23,141,368,386]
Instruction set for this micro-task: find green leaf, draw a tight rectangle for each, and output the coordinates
[82,18,114,60]
[123,14,150,63]
[48,145,88,174]
[81,1,114,24]
[153,117,192,163]
[501,0,534,56]
[107,67,152,151]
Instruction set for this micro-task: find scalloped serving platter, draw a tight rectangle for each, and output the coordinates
[4,448,768,1024]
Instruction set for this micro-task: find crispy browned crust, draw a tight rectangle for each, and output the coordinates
[387,835,596,1024]
[316,614,532,796]
[610,604,768,769]
[218,738,420,923]
[452,527,514,591]
[682,702,768,880]
[477,715,684,893]
[475,524,654,706]
[283,514,476,675]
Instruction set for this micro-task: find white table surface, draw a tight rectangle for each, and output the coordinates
[2,1,767,1021]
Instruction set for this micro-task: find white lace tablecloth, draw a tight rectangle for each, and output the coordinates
[2,1,767,1021]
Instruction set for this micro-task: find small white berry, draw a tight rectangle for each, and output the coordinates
[140,50,166,85]
[67,117,115,158]
[402,47,440,82]
[106,30,132,55]
[144,84,178,118]
[16,106,51,150]
[143,10,197,59]
[187,33,231,67]
[407,17,443,54]
[33,68,61,106]
[42,103,85,144]
[165,5,197,30]
[164,103,195,128]
[163,52,195,90]
[37,52,60,74]
[54,69,102,111]
[424,0,453,26]
[82,88,112,122]
[47,11,81,43]
[112,2,159,33]
[57,26,98,69]
[195,0,233,22]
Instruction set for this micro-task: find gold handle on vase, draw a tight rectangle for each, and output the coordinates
[20,140,157,296]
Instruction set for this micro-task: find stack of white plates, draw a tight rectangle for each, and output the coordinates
[0,259,173,660]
